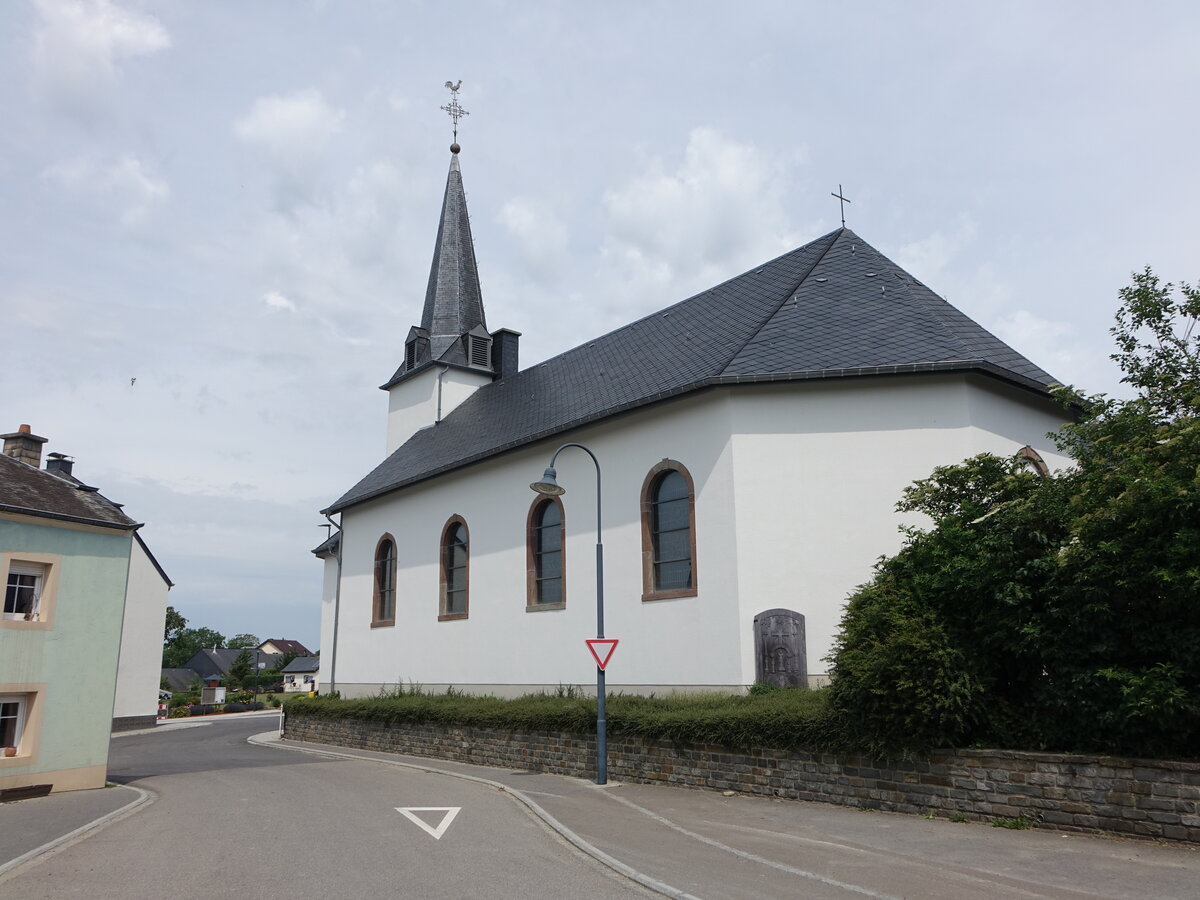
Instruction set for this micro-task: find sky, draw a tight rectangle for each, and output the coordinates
[3,1,1198,652]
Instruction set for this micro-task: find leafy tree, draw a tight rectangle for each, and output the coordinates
[276,651,299,670]
[829,268,1200,757]
[164,606,188,645]
[228,649,253,690]
[162,626,226,669]
[227,633,261,650]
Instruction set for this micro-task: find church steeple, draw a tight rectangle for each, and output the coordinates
[419,150,487,356]
[381,83,520,454]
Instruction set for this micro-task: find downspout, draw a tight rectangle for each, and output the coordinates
[435,365,449,424]
[324,512,343,697]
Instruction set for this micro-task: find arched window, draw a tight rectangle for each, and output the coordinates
[1016,445,1049,477]
[372,535,396,626]
[527,497,565,609]
[439,516,469,620]
[640,460,698,601]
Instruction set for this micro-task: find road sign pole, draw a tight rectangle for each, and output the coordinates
[595,537,606,785]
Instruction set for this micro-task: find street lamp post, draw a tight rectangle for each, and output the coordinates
[530,442,607,785]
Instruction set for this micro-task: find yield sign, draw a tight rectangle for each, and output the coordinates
[396,806,461,840]
[586,639,618,671]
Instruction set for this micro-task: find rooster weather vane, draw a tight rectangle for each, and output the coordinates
[441,80,468,150]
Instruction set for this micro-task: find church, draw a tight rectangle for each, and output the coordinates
[314,135,1070,699]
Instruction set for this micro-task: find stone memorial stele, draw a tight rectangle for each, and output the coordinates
[753,608,807,688]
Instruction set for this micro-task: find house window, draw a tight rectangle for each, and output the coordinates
[4,564,43,621]
[439,516,469,620]
[0,696,24,749]
[1,554,57,627]
[640,460,698,601]
[372,535,397,626]
[527,497,565,609]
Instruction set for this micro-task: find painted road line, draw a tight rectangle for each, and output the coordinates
[250,732,700,900]
[397,806,461,839]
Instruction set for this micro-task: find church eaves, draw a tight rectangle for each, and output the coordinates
[328,227,1060,514]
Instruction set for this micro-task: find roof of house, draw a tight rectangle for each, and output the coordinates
[311,532,340,558]
[0,453,139,530]
[160,668,199,691]
[185,648,283,675]
[260,638,312,656]
[328,227,1059,514]
[281,656,320,674]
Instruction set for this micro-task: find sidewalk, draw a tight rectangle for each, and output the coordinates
[0,710,280,877]
[262,732,1200,900]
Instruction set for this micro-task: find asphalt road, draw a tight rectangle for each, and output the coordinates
[1,716,651,899]
[4,715,1200,899]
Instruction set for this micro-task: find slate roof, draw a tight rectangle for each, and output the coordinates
[328,227,1059,514]
[185,648,283,678]
[281,656,320,674]
[161,668,199,692]
[0,454,139,530]
[383,152,487,386]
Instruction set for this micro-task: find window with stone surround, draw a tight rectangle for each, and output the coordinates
[439,516,469,620]
[526,496,565,609]
[1,553,59,628]
[372,535,397,627]
[640,460,698,602]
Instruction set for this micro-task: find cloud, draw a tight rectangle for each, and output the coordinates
[990,309,1077,382]
[263,291,297,313]
[599,128,803,318]
[893,217,979,285]
[31,0,170,117]
[42,153,169,225]
[234,89,345,188]
[498,197,569,276]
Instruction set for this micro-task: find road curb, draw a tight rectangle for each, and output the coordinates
[0,784,154,881]
[249,731,699,900]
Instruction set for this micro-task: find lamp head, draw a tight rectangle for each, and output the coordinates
[529,466,565,496]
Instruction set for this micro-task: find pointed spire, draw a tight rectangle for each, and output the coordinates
[420,150,486,346]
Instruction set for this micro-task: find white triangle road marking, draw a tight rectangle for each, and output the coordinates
[396,806,462,840]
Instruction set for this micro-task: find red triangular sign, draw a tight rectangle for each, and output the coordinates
[586,639,618,670]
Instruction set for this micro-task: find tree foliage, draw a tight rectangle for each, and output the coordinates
[228,649,253,689]
[829,269,1200,758]
[162,625,227,669]
[164,605,187,645]
[227,633,261,649]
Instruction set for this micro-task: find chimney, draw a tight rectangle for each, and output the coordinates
[490,328,522,379]
[2,424,48,468]
[46,452,75,477]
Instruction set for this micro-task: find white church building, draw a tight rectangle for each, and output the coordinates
[315,142,1070,698]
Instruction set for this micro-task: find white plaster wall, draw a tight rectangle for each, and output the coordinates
[330,373,1074,694]
[335,391,743,693]
[113,538,169,720]
[386,367,493,454]
[727,375,1074,680]
[318,552,339,687]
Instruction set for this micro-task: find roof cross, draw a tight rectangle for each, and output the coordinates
[831,184,851,227]
[441,80,469,146]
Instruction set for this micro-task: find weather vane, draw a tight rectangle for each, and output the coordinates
[831,184,851,227]
[441,80,468,151]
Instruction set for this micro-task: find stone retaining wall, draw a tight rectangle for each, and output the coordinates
[284,714,1200,843]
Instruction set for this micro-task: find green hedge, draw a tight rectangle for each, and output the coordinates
[282,686,846,753]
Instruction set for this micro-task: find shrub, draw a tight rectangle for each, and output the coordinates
[284,687,845,752]
[170,706,190,718]
[248,701,265,711]
[223,702,248,713]
[188,704,216,716]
